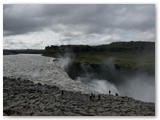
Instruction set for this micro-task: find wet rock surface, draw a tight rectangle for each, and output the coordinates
[3,77,155,116]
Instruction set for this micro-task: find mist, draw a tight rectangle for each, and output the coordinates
[118,74,155,102]
[57,55,155,103]
[88,79,119,95]
[57,53,73,71]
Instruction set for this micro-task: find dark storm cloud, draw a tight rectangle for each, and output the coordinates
[3,4,155,36]
[3,5,46,36]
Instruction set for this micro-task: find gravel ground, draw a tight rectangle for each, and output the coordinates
[3,77,155,116]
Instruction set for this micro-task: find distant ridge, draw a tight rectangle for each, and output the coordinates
[44,41,155,57]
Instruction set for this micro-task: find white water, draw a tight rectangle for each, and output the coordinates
[3,54,97,94]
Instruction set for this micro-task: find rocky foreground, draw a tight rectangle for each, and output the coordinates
[3,77,155,116]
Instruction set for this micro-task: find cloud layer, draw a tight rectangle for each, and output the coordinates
[3,4,155,49]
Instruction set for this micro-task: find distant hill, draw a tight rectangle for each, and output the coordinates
[3,41,155,56]
[3,49,44,55]
[43,41,155,57]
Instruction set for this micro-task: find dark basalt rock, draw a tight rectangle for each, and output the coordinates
[3,77,155,116]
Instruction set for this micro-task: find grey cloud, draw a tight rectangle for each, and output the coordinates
[4,39,28,49]
[3,4,156,49]
[4,4,155,36]
[3,5,46,36]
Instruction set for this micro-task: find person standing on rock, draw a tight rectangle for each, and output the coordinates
[115,93,119,96]
[98,94,100,101]
[61,90,64,97]
[109,90,111,95]
[90,93,95,101]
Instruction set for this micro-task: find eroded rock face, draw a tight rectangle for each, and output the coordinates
[3,54,96,94]
[3,77,155,116]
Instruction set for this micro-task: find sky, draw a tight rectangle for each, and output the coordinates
[3,4,156,49]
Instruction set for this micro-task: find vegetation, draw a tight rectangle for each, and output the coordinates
[44,41,155,75]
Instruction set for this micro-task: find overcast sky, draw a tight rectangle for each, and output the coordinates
[3,4,155,49]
